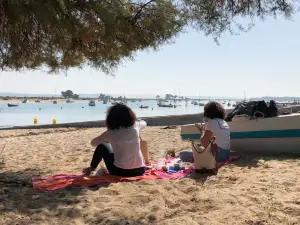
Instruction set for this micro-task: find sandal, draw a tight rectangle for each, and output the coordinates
[82,167,94,175]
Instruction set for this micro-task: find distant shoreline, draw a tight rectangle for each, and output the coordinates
[0,97,235,103]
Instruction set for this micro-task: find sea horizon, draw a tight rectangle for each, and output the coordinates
[1,92,299,101]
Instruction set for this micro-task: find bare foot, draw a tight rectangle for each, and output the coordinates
[82,167,94,175]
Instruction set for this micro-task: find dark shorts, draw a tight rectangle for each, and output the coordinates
[215,148,230,162]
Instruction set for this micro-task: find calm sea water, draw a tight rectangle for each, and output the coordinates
[0,100,234,127]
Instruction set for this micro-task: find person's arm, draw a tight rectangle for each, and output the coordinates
[200,120,214,146]
[90,131,110,147]
[200,129,213,146]
[137,119,147,130]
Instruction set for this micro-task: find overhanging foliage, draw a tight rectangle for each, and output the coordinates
[0,0,298,73]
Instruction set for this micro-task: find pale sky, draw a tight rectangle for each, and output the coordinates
[0,14,300,98]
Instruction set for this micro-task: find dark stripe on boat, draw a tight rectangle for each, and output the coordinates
[181,129,300,139]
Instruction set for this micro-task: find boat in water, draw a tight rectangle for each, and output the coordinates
[53,101,58,104]
[7,103,19,107]
[193,102,198,105]
[198,103,205,106]
[35,99,41,103]
[180,113,300,154]
[157,102,176,108]
[88,100,96,106]
[139,105,149,109]
[227,102,231,107]
[22,99,28,103]
[66,99,74,103]
[103,100,108,104]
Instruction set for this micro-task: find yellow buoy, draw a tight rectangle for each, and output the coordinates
[34,118,38,125]
[52,119,57,125]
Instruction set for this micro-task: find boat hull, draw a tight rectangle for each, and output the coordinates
[7,104,18,107]
[181,114,300,154]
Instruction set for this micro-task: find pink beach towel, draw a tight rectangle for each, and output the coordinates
[32,169,193,191]
[32,156,240,191]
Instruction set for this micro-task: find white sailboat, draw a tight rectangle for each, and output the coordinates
[53,88,58,104]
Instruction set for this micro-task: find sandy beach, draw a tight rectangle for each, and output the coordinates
[1,127,300,225]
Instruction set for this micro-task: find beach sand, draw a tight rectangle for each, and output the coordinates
[1,127,300,225]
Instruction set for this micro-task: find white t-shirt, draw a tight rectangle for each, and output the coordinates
[95,120,147,169]
[205,119,230,150]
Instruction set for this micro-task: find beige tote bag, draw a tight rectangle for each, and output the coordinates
[191,136,217,171]
[140,135,150,164]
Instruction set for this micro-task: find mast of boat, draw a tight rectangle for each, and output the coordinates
[244,90,246,101]
[173,88,176,103]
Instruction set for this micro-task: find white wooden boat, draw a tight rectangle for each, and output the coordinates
[181,114,300,154]
[66,99,74,103]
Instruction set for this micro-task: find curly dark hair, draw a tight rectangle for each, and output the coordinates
[105,104,137,130]
[203,101,226,120]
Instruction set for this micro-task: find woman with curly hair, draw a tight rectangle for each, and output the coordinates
[201,101,231,162]
[83,103,146,177]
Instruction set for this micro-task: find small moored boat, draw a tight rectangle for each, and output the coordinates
[22,99,28,103]
[88,100,96,106]
[8,103,19,107]
[139,105,149,109]
[66,99,74,103]
[157,103,176,108]
[53,101,58,104]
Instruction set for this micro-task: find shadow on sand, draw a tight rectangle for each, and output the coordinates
[231,152,300,168]
[0,168,109,224]
[182,152,300,183]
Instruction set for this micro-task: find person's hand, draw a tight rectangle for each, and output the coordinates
[195,123,204,133]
